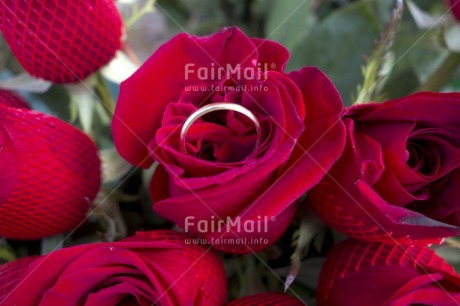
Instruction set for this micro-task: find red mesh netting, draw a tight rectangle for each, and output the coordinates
[0,0,123,83]
[317,239,460,305]
[0,256,37,300]
[0,103,101,239]
[307,179,395,242]
[227,293,305,305]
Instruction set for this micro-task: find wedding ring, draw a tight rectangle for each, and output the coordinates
[180,102,262,156]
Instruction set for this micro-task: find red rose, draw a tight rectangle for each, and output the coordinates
[317,239,460,305]
[0,230,227,306]
[0,100,101,239]
[112,27,345,253]
[0,0,123,83]
[309,92,460,241]
[227,293,305,305]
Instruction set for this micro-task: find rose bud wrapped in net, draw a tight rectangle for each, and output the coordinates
[0,0,123,83]
[317,239,460,305]
[0,94,101,239]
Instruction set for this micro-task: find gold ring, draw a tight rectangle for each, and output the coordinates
[180,102,262,156]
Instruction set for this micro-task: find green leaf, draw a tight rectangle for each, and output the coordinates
[435,238,460,273]
[237,255,267,297]
[68,83,97,135]
[406,0,441,29]
[381,67,420,99]
[29,84,71,120]
[265,0,315,51]
[0,241,15,263]
[383,20,449,96]
[285,209,324,291]
[288,0,389,105]
[40,234,64,255]
[181,0,223,20]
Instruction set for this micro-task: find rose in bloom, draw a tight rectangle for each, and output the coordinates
[0,96,101,239]
[112,27,346,253]
[0,230,227,305]
[309,92,460,241]
[227,293,305,305]
[0,0,123,83]
[317,239,460,305]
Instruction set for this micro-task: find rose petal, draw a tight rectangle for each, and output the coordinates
[250,38,290,72]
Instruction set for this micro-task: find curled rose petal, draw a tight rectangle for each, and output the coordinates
[0,0,123,83]
[0,230,227,306]
[112,27,346,254]
[317,239,460,305]
[227,293,305,305]
[0,102,101,239]
[309,92,460,241]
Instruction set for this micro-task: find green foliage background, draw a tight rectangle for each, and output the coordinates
[154,0,460,105]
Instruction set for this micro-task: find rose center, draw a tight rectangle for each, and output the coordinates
[195,111,258,163]
[186,107,263,163]
[197,141,217,161]
[406,140,435,175]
